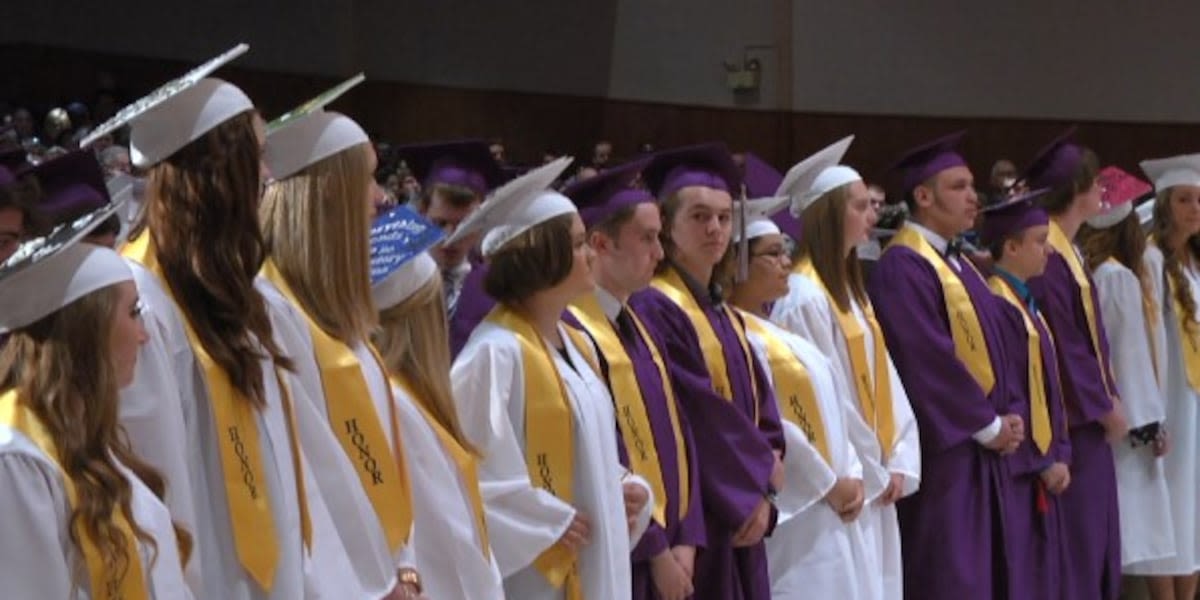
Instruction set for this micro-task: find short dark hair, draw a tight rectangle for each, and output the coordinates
[420,182,479,212]
[588,204,638,240]
[1037,147,1100,216]
[987,230,1029,262]
[484,213,577,304]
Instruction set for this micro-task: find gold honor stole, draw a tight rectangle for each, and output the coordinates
[988,277,1056,454]
[1047,221,1118,400]
[794,259,895,457]
[260,260,412,551]
[741,317,832,464]
[486,305,594,600]
[391,374,491,560]
[567,293,691,526]
[650,268,760,422]
[124,233,311,591]
[888,226,996,395]
[0,390,150,600]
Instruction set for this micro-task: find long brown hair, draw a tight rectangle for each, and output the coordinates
[374,275,478,454]
[0,285,193,578]
[797,183,867,312]
[260,143,377,344]
[144,111,291,408]
[484,213,577,305]
[1152,188,1200,335]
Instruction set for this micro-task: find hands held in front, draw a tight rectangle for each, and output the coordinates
[559,511,593,553]
[879,472,906,505]
[1039,462,1071,495]
[732,498,772,547]
[649,546,696,600]
[985,414,1024,455]
[622,481,649,535]
[824,477,865,522]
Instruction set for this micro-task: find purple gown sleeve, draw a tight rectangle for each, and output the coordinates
[1027,256,1116,426]
[631,290,774,532]
[867,248,1000,453]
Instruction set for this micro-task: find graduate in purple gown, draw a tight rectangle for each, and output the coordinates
[562,159,706,600]
[867,132,1026,600]
[394,140,504,354]
[628,144,784,600]
[980,190,1073,600]
[1023,129,1123,600]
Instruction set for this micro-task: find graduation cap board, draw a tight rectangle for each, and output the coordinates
[80,43,251,167]
[1140,153,1200,193]
[265,74,368,180]
[1023,127,1083,191]
[978,188,1050,247]
[0,198,131,334]
[890,131,968,194]
[641,143,741,199]
[369,205,444,310]
[1087,166,1153,230]
[779,135,855,216]
[734,194,791,242]
[443,156,575,257]
[562,157,652,229]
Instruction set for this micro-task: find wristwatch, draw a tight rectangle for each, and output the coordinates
[397,567,423,595]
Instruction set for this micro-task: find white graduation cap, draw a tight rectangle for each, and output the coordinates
[104,173,138,246]
[265,74,368,180]
[369,205,445,310]
[81,44,252,168]
[443,156,575,257]
[1137,197,1156,228]
[733,194,791,242]
[1140,153,1200,193]
[0,199,132,334]
[778,135,855,216]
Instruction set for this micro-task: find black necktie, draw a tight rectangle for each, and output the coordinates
[615,307,638,342]
[945,238,963,259]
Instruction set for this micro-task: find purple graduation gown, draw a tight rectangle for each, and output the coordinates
[629,273,784,600]
[449,263,494,359]
[1028,251,1121,600]
[563,309,707,599]
[992,284,1072,600]
[868,248,1016,600]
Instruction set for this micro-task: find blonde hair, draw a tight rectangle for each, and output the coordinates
[260,143,377,344]
[373,275,478,455]
[0,285,192,577]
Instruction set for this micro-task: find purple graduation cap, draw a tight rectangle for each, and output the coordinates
[1023,126,1083,190]
[562,157,652,229]
[394,139,505,197]
[742,152,801,239]
[978,188,1050,246]
[890,130,969,194]
[30,150,112,224]
[642,142,741,199]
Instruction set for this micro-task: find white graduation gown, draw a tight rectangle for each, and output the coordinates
[121,264,357,599]
[1136,246,1200,574]
[255,278,417,598]
[771,272,921,600]
[392,382,506,599]
[744,313,877,599]
[0,431,194,599]
[1091,260,1176,570]
[451,320,652,600]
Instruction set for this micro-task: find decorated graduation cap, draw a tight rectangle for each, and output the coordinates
[1140,152,1200,193]
[780,135,856,216]
[81,43,252,168]
[265,73,368,180]
[0,198,131,334]
[394,139,505,197]
[1086,166,1153,229]
[369,205,445,310]
[1023,126,1084,190]
[890,130,968,194]
[443,156,575,257]
[978,188,1050,246]
[642,143,741,199]
[562,157,652,229]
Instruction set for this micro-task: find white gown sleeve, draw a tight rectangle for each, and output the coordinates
[0,453,76,599]
[451,329,577,577]
[883,356,922,497]
[1096,264,1167,427]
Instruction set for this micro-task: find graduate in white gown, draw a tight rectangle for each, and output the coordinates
[449,159,653,600]
[1076,169,1175,581]
[0,202,193,599]
[1134,153,1200,599]
[727,194,878,599]
[370,209,506,599]
[769,143,920,600]
[256,79,427,599]
[89,46,360,600]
